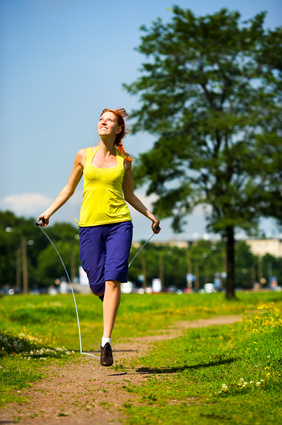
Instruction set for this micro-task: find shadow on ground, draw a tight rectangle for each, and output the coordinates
[135,358,237,374]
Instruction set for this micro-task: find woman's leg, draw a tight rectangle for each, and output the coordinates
[100,280,120,366]
[102,280,121,338]
[100,222,132,366]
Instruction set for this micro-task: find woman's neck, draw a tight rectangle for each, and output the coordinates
[99,138,116,157]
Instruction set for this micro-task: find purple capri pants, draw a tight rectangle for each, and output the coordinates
[79,221,133,295]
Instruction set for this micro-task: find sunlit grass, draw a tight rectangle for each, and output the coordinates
[120,303,282,425]
[0,291,281,415]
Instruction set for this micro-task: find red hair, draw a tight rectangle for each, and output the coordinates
[101,108,133,161]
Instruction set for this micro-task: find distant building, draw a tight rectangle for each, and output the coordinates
[133,237,282,258]
[246,239,282,258]
[132,239,194,249]
[153,239,190,249]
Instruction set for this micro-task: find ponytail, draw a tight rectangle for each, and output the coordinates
[115,140,133,162]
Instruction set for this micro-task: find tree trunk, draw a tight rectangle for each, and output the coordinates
[16,247,21,290]
[21,236,28,294]
[225,226,235,299]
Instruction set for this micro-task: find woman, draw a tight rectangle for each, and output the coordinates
[38,108,161,366]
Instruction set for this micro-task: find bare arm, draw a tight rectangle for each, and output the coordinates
[37,149,85,226]
[122,161,161,234]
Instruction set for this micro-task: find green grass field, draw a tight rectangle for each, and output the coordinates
[0,291,281,423]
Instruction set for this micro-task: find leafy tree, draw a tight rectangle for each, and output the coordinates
[0,211,47,289]
[0,211,80,290]
[48,222,80,244]
[235,241,254,289]
[128,243,188,289]
[124,7,282,298]
[190,240,224,288]
[35,241,80,287]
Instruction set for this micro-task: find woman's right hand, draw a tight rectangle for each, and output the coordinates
[37,215,49,227]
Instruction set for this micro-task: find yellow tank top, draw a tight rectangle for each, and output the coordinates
[78,146,132,227]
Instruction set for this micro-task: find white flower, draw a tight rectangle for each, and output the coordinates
[249,381,253,384]
[256,382,261,386]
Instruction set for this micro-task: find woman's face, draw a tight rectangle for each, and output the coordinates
[98,111,121,137]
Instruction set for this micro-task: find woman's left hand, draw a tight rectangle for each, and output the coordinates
[152,219,161,234]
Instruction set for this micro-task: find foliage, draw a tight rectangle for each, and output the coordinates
[1,210,282,291]
[0,210,80,289]
[124,7,282,298]
[128,240,282,290]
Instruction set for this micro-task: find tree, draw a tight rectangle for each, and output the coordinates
[0,211,47,291]
[36,240,80,287]
[124,7,282,298]
[0,210,80,290]
[235,241,254,289]
[128,243,188,289]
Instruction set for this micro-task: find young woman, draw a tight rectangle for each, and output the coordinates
[38,108,161,366]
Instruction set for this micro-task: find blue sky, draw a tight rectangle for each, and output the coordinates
[1,0,281,241]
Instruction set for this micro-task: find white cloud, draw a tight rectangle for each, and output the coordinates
[0,193,53,215]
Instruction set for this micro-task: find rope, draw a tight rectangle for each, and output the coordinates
[128,233,155,267]
[38,226,99,359]
[37,225,156,360]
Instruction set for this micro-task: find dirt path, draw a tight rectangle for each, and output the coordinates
[0,315,241,425]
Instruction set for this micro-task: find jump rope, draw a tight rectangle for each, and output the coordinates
[36,218,159,360]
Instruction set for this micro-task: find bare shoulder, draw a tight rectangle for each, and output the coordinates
[76,148,87,157]
[75,148,87,167]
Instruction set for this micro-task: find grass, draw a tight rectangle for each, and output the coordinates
[0,329,74,406]
[120,303,282,424]
[0,290,282,422]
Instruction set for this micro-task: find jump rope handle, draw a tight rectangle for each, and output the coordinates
[35,218,46,226]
